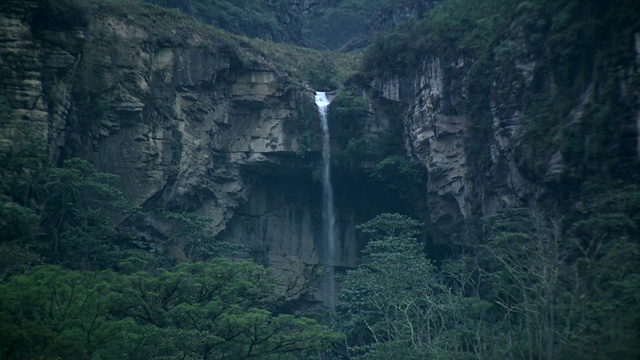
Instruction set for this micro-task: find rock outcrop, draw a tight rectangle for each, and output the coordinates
[372,49,554,243]
[372,19,640,245]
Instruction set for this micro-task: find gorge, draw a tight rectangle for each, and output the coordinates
[1,0,640,358]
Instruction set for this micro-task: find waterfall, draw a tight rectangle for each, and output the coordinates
[315,91,336,310]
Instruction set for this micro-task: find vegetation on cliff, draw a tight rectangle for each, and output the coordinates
[142,0,298,43]
[302,0,399,51]
[362,0,640,181]
[138,0,432,51]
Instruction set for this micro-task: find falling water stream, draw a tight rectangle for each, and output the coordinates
[315,91,336,310]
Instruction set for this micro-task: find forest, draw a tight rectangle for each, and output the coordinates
[1,0,639,358]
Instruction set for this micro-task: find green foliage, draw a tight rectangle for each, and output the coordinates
[0,243,42,281]
[361,25,419,77]
[0,266,135,359]
[32,159,134,269]
[144,0,297,43]
[331,87,369,116]
[294,104,316,159]
[306,55,339,90]
[355,213,421,243]
[340,214,472,358]
[0,260,340,359]
[328,87,385,169]
[245,37,358,91]
[563,185,640,358]
[162,212,245,262]
[362,0,516,76]
[369,156,425,199]
[303,0,390,50]
[339,204,640,359]
[0,195,40,246]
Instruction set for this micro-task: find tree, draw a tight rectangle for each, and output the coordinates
[563,185,640,359]
[339,213,470,359]
[0,259,341,359]
[476,209,570,360]
[0,266,137,359]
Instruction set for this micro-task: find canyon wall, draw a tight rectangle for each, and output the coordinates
[372,24,640,245]
[0,0,368,301]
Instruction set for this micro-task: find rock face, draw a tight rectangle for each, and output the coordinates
[0,0,68,149]
[0,0,360,303]
[373,28,640,245]
[374,51,551,243]
[70,18,310,237]
[403,57,471,238]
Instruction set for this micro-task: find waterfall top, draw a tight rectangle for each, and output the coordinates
[315,92,331,108]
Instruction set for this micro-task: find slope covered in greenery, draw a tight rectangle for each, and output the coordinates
[302,0,394,50]
[142,0,300,43]
[141,0,433,51]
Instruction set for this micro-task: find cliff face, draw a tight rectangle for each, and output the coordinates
[0,0,367,299]
[1,1,292,214]
[374,24,640,245]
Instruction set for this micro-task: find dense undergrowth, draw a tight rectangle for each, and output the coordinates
[143,0,297,43]
[140,0,430,51]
